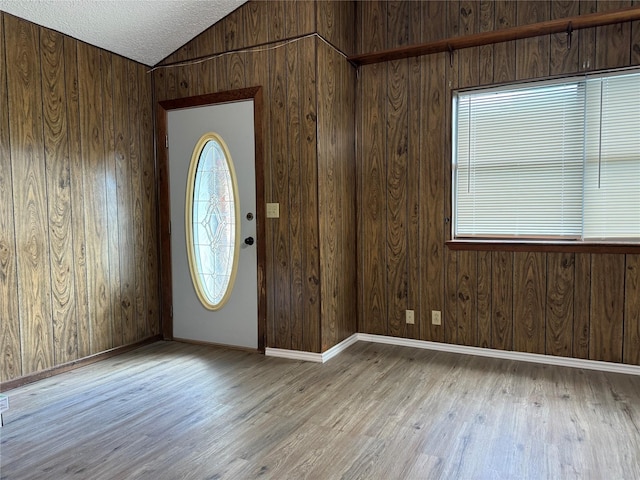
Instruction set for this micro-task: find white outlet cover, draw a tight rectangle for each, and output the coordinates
[405,310,415,324]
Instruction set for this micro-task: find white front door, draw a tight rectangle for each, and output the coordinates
[168,100,257,349]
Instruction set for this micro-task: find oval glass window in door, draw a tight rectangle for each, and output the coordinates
[185,133,240,310]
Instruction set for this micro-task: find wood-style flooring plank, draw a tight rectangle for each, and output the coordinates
[2,341,640,479]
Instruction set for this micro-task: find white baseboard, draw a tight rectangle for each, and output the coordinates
[265,334,359,363]
[356,333,640,376]
[268,333,640,376]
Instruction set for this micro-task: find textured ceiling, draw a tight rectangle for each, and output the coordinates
[0,0,247,66]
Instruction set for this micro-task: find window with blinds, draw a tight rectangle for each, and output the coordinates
[452,69,640,242]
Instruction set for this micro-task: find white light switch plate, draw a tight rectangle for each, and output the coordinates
[266,203,280,218]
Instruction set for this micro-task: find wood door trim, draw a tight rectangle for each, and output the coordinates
[156,86,266,351]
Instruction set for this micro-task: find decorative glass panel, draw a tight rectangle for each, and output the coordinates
[186,133,240,310]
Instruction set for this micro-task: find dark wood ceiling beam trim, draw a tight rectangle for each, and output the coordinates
[348,6,640,66]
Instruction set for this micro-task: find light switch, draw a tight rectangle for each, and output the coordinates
[266,203,280,218]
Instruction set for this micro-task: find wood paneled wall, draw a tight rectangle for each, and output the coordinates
[0,13,159,384]
[154,0,357,352]
[317,41,357,351]
[356,0,640,364]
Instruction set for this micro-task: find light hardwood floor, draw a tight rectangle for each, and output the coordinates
[1,340,640,479]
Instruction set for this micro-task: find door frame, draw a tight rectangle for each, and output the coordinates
[156,87,266,351]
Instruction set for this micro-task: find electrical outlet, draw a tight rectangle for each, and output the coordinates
[431,310,442,325]
[266,203,280,218]
[405,310,415,325]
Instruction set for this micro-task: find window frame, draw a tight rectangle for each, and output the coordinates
[185,132,241,310]
[447,67,640,254]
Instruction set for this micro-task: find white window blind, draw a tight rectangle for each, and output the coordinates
[452,70,640,241]
[584,73,640,240]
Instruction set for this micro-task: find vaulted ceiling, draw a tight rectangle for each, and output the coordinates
[0,0,247,66]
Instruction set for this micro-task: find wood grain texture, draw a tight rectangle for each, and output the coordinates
[244,1,269,48]
[354,0,640,366]
[0,13,22,382]
[444,2,460,346]
[491,251,513,350]
[385,0,411,332]
[590,255,625,363]
[479,0,495,84]
[386,55,409,338]
[317,0,355,55]
[243,64,270,353]
[5,341,640,478]
[513,252,546,354]
[63,36,91,360]
[422,1,447,43]
[176,56,194,100]
[455,1,479,347]
[253,89,268,353]
[225,7,243,51]
[6,14,55,375]
[422,53,446,343]
[318,42,357,349]
[299,38,320,353]
[269,44,291,349]
[477,251,492,348]
[269,0,286,42]
[3,0,623,377]
[40,28,78,365]
[358,1,388,336]
[633,0,640,64]
[579,0,597,71]
[287,40,304,350]
[350,3,640,66]
[624,255,640,365]
[550,0,580,75]
[128,61,146,342]
[546,253,575,357]
[459,0,480,88]
[596,0,632,69]
[456,251,478,346]
[78,42,113,354]
[139,66,159,337]
[493,0,517,83]
[573,253,591,359]
[297,0,316,38]
[100,52,122,350]
[445,248,458,344]
[153,1,357,354]
[192,33,216,96]
[318,42,339,348]
[339,49,357,346]
[515,0,550,80]
[406,0,421,341]
[113,54,135,345]
[1,12,160,384]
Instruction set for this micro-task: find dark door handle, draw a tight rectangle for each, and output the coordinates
[244,236,255,246]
